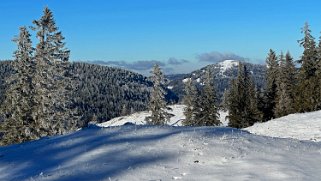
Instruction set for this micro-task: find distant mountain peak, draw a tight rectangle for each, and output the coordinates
[217,60,239,75]
[166,60,267,102]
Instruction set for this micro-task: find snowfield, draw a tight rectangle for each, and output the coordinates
[1,125,321,180]
[1,107,321,180]
[245,110,321,142]
[102,104,321,142]
[98,105,229,127]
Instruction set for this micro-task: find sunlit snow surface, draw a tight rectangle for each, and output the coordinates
[98,105,229,127]
[1,126,321,180]
[245,110,321,142]
[217,60,239,74]
[1,106,321,180]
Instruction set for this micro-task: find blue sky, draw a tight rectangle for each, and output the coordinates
[1,0,321,74]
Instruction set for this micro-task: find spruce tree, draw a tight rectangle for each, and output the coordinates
[275,52,296,117]
[31,7,77,136]
[227,63,261,128]
[0,27,36,145]
[247,74,263,126]
[195,68,220,126]
[226,78,240,127]
[316,34,321,109]
[295,22,318,112]
[182,78,198,126]
[145,64,169,125]
[263,49,279,121]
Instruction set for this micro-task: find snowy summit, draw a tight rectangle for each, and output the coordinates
[217,60,239,74]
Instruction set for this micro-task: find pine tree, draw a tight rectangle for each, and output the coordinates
[275,52,296,117]
[182,78,198,126]
[295,22,318,112]
[145,64,169,125]
[227,63,262,128]
[31,7,77,136]
[263,49,279,121]
[195,68,220,126]
[0,27,36,145]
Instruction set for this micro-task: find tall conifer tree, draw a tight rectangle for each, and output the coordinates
[316,34,321,109]
[296,22,318,112]
[227,63,261,128]
[0,27,36,145]
[182,78,198,126]
[275,52,296,117]
[31,7,77,136]
[263,49,278,121]
[196,68,220,126]
[145,64,169,125]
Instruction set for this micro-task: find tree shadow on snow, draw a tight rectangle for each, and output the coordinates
[0,125,189,180]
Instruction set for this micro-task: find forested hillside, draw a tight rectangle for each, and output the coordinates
[0,61,178,125]
[71,62,152,124]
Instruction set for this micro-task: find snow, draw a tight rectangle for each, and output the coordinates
[196,78,201,83]
[219,111,229,126]
[245,110,321,142]
[1,125,320,180]
[167,86,174,90]
[99,105,185,127]
[218,60,239,74]
[2,106,321,180]
[182,78,191,83]
[99,105,228,127]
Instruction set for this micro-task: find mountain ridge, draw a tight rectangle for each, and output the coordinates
[165,60,267,103]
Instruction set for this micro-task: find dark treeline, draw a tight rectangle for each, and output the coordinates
[225,22,321,128]
[180,22,321,129]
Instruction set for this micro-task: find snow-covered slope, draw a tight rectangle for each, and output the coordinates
[98,105,229,127]
[217,60,239,74]
[102,105,321,142]
[245,110,321,142]
[1,125,321,180]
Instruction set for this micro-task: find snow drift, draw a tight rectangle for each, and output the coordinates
[1,125,321,180]
[245,110,321,142]
[2,107,321,180]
